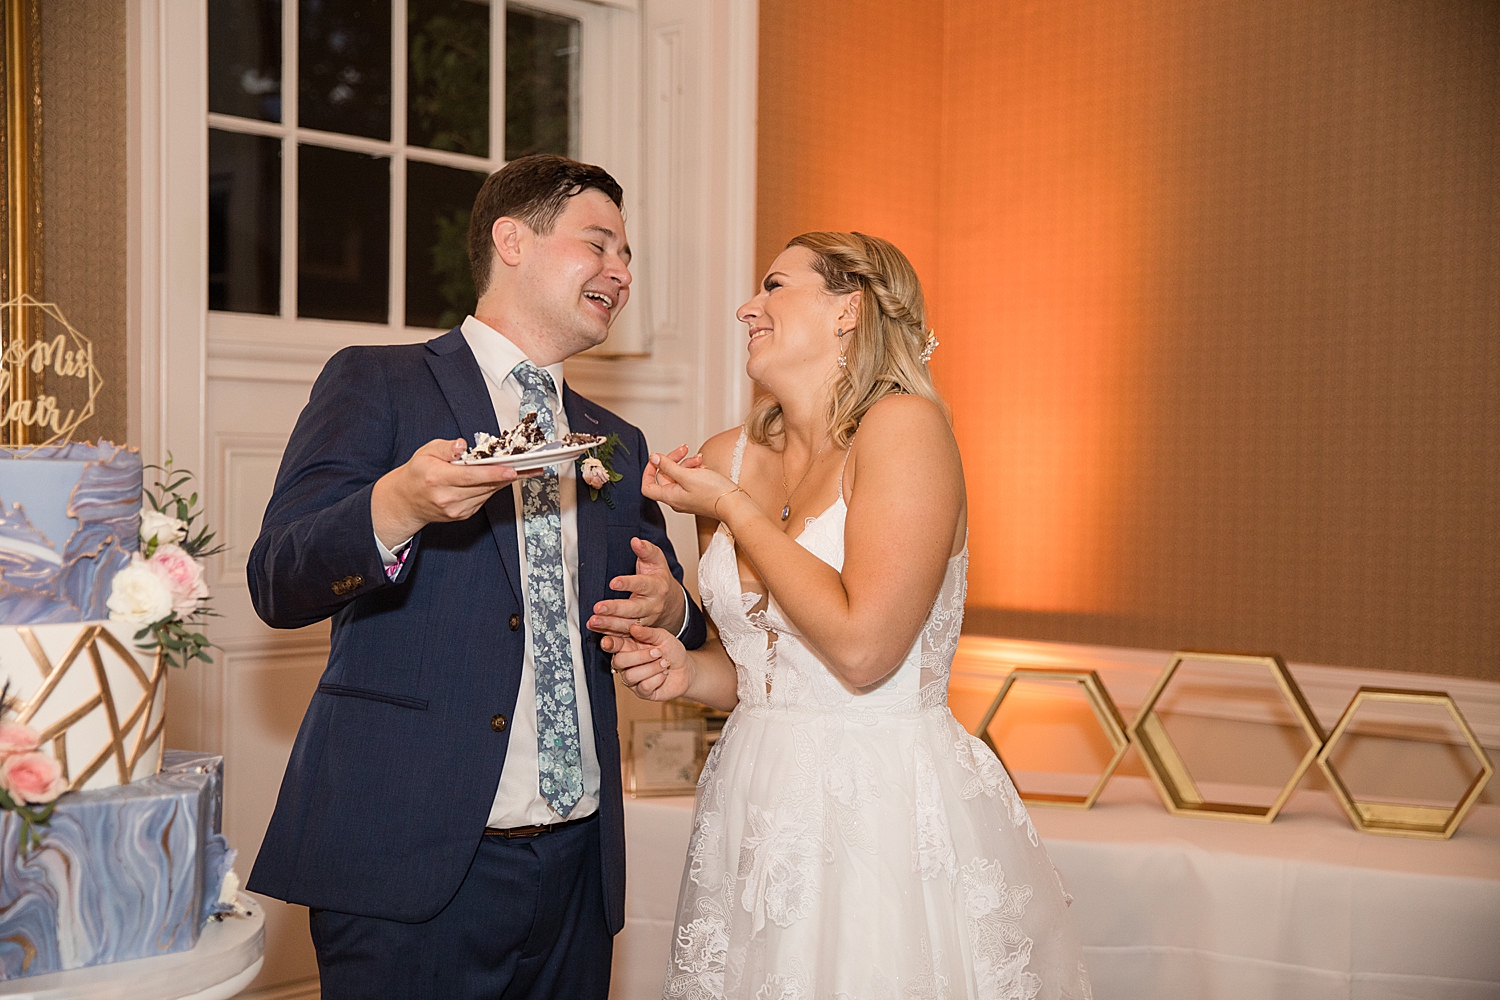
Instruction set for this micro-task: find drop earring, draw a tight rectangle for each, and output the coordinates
[836,327,848,369]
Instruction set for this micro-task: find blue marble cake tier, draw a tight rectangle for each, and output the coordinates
[0,750,236,981]
[0,440,142,624]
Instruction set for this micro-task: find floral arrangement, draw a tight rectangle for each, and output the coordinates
[106,459,223,669]
[0,682,66,853]
[580,433,627,508]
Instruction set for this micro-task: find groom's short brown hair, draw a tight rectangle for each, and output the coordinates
[468,154,625,296]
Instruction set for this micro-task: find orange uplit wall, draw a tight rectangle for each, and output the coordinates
[757,0,1499,680]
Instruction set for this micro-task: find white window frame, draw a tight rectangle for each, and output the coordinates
[205,0,644,366]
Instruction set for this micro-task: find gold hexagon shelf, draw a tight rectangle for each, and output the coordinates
[1316,687,1494,840]
[1129,651,1326,823]
[973,668,1130,809]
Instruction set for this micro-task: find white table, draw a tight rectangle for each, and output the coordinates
[0,895,266,1000]
[612,779,1500,1000]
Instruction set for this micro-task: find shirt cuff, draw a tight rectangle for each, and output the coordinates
[673,582,692,640]
[375,532,413,580]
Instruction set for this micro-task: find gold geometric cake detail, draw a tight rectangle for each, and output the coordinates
[10,623,165,790]
[1316,686,1494,840]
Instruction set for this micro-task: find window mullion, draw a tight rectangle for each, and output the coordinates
[492,1,506,170]
[390,0,408,331]
[282,0,299,323]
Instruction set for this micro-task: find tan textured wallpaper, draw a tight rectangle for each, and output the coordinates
[761,1,1499,680]
[756,0,944,285]
[41,0,128,445]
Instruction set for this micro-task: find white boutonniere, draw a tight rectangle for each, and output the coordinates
[580,433,627,508]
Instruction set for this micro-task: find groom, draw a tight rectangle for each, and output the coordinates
[246,155,706,998]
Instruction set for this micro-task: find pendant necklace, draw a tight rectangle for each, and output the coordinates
[780,438,829,521]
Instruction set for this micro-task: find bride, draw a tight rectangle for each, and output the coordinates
[607,232,1091,1000]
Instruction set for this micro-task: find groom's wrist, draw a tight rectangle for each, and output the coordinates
[662,581,689,637]
[371,471,426,549]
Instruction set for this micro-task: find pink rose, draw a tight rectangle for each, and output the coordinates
[148,542,210,616]
[0,750,65,804]
[581,457,610,490]
[0,720,40,756]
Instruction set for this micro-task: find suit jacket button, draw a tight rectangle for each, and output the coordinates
[332,573,363,596]
[508,613,521,631]
[491,714,508,732]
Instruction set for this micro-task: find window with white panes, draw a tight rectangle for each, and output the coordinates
[207,0,602,331]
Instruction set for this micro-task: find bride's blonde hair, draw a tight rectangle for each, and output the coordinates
[747,231,946,449]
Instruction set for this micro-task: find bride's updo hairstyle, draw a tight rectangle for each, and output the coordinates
[748,231,946,449]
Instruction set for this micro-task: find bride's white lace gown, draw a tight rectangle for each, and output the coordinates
[662,431,1091,1000]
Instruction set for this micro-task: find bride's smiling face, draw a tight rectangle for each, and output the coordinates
[737,247,856,390]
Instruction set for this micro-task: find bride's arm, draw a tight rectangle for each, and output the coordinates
[647,396,963,689]
[605,431,742,712]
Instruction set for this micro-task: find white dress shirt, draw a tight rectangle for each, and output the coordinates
[457,315,601,826]
[373,317,692,827]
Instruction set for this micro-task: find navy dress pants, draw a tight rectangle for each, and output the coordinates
[309,815,612,1000]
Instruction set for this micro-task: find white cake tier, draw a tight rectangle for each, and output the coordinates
[1,620,165,791]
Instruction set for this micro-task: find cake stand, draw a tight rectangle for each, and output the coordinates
[0,894,265,1000]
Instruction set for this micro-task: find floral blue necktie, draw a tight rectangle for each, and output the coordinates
[512,360,583,816]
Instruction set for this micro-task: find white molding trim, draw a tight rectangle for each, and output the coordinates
[241,978,320,1000]
[954,636,1500,750]
[564,356,687,405]
[715,0,758,435]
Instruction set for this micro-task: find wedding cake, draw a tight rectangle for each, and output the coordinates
[0,441,236,981]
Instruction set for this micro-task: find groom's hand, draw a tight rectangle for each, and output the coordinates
[371,438,530,549]
[588,537,687,638]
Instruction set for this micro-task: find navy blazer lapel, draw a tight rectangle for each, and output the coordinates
[564,386,611,665]
[425,329,523,609]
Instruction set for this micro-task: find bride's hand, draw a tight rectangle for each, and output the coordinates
[609,624,695,702]
[642,449,740,520]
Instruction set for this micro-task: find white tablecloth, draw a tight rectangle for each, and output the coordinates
[611,777,1500,1000]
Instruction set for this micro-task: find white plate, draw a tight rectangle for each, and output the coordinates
[452,439,601,471]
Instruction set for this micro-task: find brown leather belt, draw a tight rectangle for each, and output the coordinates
[484,812,596,839]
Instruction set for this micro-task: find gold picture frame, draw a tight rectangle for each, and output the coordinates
[626,717,706,798]
[1129,651,1326,823]
[1317,687,1494,840]
[1,0,43,446]
[973,667,1130,810]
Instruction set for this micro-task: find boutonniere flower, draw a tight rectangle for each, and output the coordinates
[580,433,627,508]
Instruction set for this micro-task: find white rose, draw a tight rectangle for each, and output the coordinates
[580,457,610,490]
[139,509,189,546]
[107,555,176,626]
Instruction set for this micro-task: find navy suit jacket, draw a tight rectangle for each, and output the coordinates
[244,327,706,932]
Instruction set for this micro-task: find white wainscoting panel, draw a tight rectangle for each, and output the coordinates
[222,642,329,996]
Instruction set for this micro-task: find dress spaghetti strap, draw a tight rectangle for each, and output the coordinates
[837,435,854,503]
[729,426,749,485]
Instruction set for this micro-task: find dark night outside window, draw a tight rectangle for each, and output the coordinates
[299,0,393,140]
[208,129,282,314]
[406,160,486,330]
[408,0,490,157]
[506,6,579,160]
[209,0,284,122]
[207,0,584,325]
[298,144,391,323]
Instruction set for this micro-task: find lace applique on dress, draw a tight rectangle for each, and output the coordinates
[671,426,1086,999]
[737,802,822,932]
[961,858,1042,1000]
[667,894,733,1000]
[793,719,881,857]
[911,742,957,882]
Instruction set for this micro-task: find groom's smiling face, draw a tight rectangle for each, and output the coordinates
[513,189,633,357]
